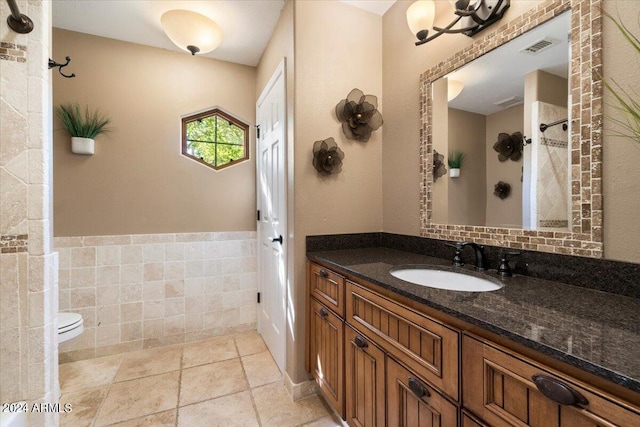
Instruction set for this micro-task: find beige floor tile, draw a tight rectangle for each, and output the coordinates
[59,386,109,427]
[94,371,180,426]
[107,409,176,427]
[179,358,248,406]
[242,350,282,388]
[177,391,259,427]
[182,335,238,368]
[252,382,331,427]
[59,353,123,393]
[299,415,344,427]
[234,331,267,356]
[114,344,182,382]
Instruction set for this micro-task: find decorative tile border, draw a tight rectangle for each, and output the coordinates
[0,42,27,62]
[420,0,603,258]
[1,234,28,253]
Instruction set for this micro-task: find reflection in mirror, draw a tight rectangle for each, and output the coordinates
[431,12,570,231]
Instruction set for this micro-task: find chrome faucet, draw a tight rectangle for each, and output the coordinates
[445,242,488,271]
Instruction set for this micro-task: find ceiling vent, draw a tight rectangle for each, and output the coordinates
[520,37,560,54]
[493,96,523,109]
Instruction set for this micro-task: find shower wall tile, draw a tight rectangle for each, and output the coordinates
[55,232,257,362]
[1,0,57,421]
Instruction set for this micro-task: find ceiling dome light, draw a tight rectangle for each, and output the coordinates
[161,10,223,56]
[447,80,464,101]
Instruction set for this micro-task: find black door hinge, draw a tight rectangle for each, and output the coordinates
[256,125,261,139]
[257,292,261,303]
[257,210,261,221]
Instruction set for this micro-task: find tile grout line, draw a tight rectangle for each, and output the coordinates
[235,336,263,427]
[90,355,125,427]
[174,346,185,427]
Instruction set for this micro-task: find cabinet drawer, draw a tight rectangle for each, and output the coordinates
[387,357,458,427]
[463,335,640,427]
[309,298,344,418]
[346,282,460,401]
[309,263,345,317]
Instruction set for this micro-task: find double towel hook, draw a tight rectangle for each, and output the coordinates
[48,57,76,78]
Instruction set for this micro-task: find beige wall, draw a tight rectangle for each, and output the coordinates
[382,0,640,263]
[602,1,640,262]
[432,78,449,223]
[381,0,539,236]
[53,29,257,237]
[292,0,383,382]
[448,108,486,226]
[485,105,524,228]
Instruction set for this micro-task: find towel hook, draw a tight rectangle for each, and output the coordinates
[48,56,76,78]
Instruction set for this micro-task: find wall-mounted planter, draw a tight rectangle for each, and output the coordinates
[71,137,94,155]
[449,168,460,178]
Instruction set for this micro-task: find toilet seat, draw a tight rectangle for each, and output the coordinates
[58,312,84,343]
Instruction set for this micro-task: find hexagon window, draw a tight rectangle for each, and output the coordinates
[182,108,249,170]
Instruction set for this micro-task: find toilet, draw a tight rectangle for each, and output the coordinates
[58,312,84,343]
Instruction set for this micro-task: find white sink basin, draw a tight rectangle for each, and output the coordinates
[390,267,503,292]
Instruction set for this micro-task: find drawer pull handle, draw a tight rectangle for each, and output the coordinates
[319,307,328,319]
[354,335,368,349]
[319,269,329,278]
[532,374,589,407]
[408,377,430,399]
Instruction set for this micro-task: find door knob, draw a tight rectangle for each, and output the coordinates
[270,235,283,244]
[354,335,368,349]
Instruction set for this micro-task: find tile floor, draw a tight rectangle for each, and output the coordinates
[59,331,341,427]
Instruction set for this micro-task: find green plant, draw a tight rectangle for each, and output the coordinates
[55,103,111,139]
[602,11,640,144]
[448,150,465,168]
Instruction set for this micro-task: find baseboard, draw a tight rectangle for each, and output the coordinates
[284,371,318,401]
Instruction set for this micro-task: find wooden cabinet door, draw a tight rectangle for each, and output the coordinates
[309,298,344,418]
[345,326,385,427]
[387,357,458,427]
[463,335,640,427]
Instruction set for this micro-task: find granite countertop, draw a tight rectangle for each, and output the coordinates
[307,247,640,393]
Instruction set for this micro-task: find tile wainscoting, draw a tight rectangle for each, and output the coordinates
[54,232,257,362]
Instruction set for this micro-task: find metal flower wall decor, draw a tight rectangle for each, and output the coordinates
[433,150,447,181]
[312,138,344,176]
[493,132,524,161]
[494,181,511,199]
[335,88,383,142]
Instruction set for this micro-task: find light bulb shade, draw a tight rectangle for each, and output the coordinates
[406,1,435,37]
[161,10,223,55]
[447,80,464,101]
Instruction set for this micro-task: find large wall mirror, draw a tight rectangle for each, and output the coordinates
[420,0,603,258]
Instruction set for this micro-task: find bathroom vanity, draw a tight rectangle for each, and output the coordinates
[306,246,640,427]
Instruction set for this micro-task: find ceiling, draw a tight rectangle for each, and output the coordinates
[447,11,570,116]
[340,0,397,16]
[52,1,399,67]
[52,1,286,67]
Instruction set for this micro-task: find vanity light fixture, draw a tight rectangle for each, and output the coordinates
[407,0,510,46]
[161,10,223,56]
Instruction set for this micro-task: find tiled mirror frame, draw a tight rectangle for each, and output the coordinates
[420,0,603,258]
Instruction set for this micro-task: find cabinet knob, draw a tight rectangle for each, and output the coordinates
[319,307,328,319]
[319,269,329,278]
[354,335,368,349]
[532,374,589,407]
[407,377,430,400]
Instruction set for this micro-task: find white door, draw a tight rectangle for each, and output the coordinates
[256,60,287,372]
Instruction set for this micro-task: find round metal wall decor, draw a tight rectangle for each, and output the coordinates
[494,181,511,199]
[493,132,524,161]
[335,88,383,142]
[312,137,344,176]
